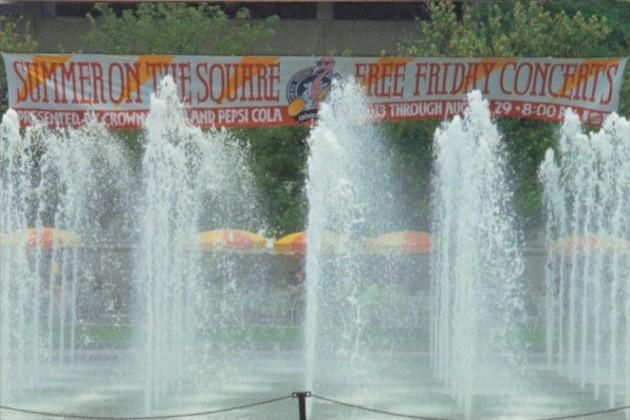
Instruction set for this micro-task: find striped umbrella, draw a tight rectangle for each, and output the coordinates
[365,231,431,255]
[273,231,346,255]
[550,235,630,254]
[4,227,81,250]
[198,229,266,252]
[273,231,307,255]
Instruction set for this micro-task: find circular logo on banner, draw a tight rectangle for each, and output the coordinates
[286,57,342,123]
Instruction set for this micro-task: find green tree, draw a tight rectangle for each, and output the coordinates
[542,0,630,115]
[0,16,38,114]
[403,1,611,57]
[235,127,310,236]
[83,3,277,55]
[82,3,310,236]
[395,1,626,234]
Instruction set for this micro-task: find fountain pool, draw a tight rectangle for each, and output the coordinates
[0,78,629,420]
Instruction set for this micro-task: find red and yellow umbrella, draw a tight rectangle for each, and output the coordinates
[4,227,81,250]
[198,229,266,252]
[365,231,431,255]
[273,231,346,255]
[274,231,307,255]
[551,235,630,254]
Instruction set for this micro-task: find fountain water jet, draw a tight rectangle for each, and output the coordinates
[304,80,412,413]
[136,76,265,412]
[2,73,628,420]
[431,90,526,418]
[0,110,131,405]
[540,110,630,410]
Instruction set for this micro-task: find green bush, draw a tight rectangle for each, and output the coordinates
[83,3,277,55]
[0,16,38,114]
[394,1,628,233]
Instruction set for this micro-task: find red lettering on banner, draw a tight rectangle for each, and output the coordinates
[240,64,255,101]
[481,62,496,94]
[530,63,550,97]
[460,63,479,94]
[499,62,515,95]
[440,63,450,95]
[225,64,238,102]
[574,64,590,100]
[449,63,465,94]
[432,64,443,95]
[195,62,280,104]
[123,63,141,104]
[27,63,42,102]
[560,64,577,99]
[145,62,161,92]
[14,61,28,101]
[255,65,267,101]
[91,63,104,104]
[41,62,58,103]
[413,63,426,96]
[548,64,565,98]
[108,63,125,105]
[268,64,280,101]
[3,55,625,129]
[514,63,532,95]
[178,63,191,103]
[195,63,209,103]
[60,63,77,104]
[588,63,606,102]
[209,63,224,103]
[355,62,406,98]
[77,61,91,104]
[601,64,619,105]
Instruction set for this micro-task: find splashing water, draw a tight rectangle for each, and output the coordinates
[3,74,628,420]
[303,80,412,412]
[0,110,131,405]
[431,91,526,418]
[137,76,264,412]
[540,110,630,411]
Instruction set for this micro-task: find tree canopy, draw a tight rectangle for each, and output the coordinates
[0,16,38,114]
[83,3,277,55]
[393,1,629,235]
[0,1,628,237]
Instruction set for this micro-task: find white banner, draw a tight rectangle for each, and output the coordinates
[2,54,627,128]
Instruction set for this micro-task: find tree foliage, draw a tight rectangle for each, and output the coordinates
[234,127,310,236]
[0,16,38,114]
[395,1,628,234]
[402,1,611,57]
[82,3,308,236]
[1,2,628,236]
[83,3,277,55]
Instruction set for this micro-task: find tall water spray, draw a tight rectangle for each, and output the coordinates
[431,91,525,418]
[304,80,406,403]
[0,110,131,405]
[137,76,263,412]
[540,110,630,410]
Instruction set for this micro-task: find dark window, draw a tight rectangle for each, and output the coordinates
[56,3,102,17]
[0,4,27,16]
[209,2,317,19]
[50,2,315,19]
[333,2,430,20]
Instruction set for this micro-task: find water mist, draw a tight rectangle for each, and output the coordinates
[431,91,525,418]
[304,80,409,413]
[137,76,264,412]
[0,110,131,405]
[540,110,630,411]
